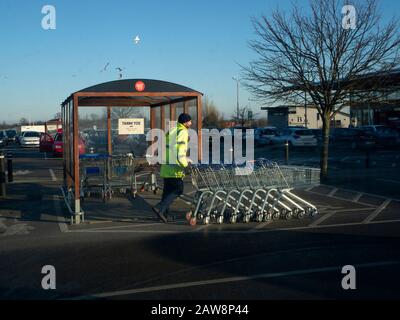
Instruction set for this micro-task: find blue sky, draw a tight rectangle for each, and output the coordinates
[0,0,399,123]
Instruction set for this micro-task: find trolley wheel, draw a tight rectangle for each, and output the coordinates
[285,211,293,220]
[310,209,318,217]
[229,216,237,224]
[297,211,305,219]
[189,217,197,226]
[103,190,112,202]
[243,215,251,223]
[153,188,158,195]
[197,213,204,220]
[216,216,224,224]
[132,188,139,198]
[203,216,210,225]
[256,214,263,222]
[185,211,193,221]
[264,213,272,221]
[272,212,280,220]
[306,207,315,216]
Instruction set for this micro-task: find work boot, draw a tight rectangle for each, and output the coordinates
[152,206,167,223]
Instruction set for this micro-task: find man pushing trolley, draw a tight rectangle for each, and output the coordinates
[152,113,192,223]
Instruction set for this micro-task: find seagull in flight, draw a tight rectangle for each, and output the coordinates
[116,67,124,79]
[101,62,110,72]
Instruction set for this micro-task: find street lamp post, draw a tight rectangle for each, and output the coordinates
[304,91,308,128]
[232,77,240,123]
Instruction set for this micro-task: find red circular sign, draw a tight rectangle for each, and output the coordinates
[135,81,145,92]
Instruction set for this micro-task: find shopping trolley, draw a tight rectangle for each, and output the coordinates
[103,153,136,200]
[79,153,109,202]
[186,160,320,225]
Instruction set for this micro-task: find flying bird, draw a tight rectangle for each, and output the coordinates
[101,62,110,72]
[116,67,124,79]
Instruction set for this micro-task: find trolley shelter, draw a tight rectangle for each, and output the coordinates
[61,79,203,222]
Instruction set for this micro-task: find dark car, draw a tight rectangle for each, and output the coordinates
[5,129,17,144]
[0,131,6,147]
[309,129,323,145]
[330,128,376,149]
[359,125,400,149]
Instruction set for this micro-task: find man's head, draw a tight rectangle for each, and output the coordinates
[178,113,192,128]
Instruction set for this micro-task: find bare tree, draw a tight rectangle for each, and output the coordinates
[232,106,255,127]
[203,97,223,128]
[19,117,29,125]
[242,0,400,178]
[111,107,143,120]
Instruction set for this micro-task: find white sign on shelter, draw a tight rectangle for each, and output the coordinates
[118,118,145,135]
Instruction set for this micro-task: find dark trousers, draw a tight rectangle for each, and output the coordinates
[157,178,184,215]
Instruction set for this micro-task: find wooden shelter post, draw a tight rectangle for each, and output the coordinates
[197,95,202,162]
[170,103,176,129]
[107,107,112,155]
[66,100,72,190]
[73,94,82,223]
[161,105,165,131]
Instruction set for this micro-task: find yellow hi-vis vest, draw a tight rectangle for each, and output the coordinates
[160,122,189,179]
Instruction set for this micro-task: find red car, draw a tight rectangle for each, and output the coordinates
[40,131,86,157]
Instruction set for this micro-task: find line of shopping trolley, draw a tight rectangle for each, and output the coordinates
[185,159,320,225]
[79,153,159,202]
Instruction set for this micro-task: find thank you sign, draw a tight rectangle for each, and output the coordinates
[118,118,145,135]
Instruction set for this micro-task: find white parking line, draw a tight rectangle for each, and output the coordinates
[49,169,57,181]
[309,211,337,227]
[83,222,163,232]
[376,179,400,185]
[363,199,392,224]
[53,195,69,233]
[250,220,273,231]
[77,261,399,299]
[193,224,210,232]
[319,184,400,202]
[328,188,338,197]
[353,193,363,202]
[306,190,376,207]
[68,218,400,234]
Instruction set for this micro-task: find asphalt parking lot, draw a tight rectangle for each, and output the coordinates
[0,145,399,300]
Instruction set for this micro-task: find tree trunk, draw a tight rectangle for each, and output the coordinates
[320,114,331,181]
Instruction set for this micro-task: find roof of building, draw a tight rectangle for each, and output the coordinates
[62,79,203,107]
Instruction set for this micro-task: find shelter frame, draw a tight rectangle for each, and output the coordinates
[61,79,203,223]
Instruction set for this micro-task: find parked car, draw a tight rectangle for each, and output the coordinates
[15,132,23,145]
[4,129,17,144]
[20,131,41,148]
[359,125,400,148]
[330,128,376,149]
[52,132,64,157]
[254,127,279,146]
[0,131,6,147]
[40,131,86,157]
[270,128,318,147]
[309,129,323,145]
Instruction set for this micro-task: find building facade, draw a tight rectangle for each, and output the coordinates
[262,105,350,129]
